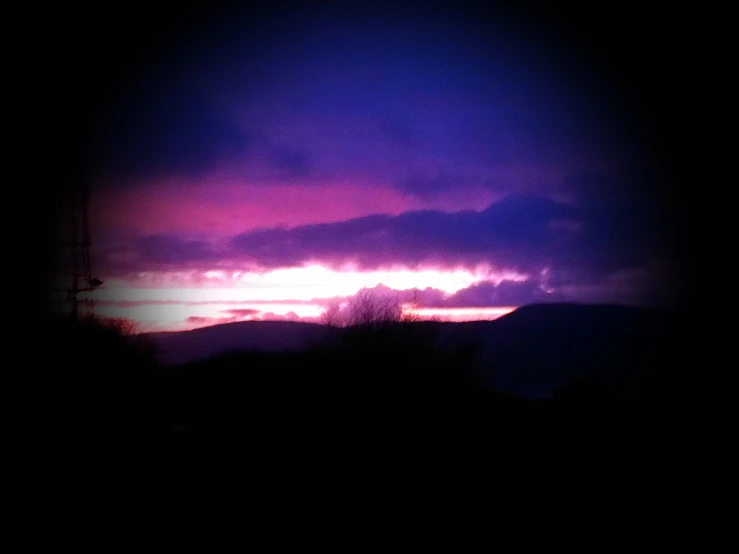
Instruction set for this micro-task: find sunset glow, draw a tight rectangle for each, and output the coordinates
[415,306,517,322]
[51,4,679,335]
[43,7,688,545]
[81,264,529,331]
[93,264,527,300]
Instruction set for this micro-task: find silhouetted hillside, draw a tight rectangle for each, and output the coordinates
[149,303,684,402]
[473,303,683,402]
[48,304,684,550]
[149,320,332,365]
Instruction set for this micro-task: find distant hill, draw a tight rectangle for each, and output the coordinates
[467,303,683,402]
[146,303,684,401]
[147,320,331,366]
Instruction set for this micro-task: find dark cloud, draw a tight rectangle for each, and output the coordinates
[99,183,677,308]
[443,280,564,307]
[221,308,261,317]
[98,193,573,274]
[339,282,552,309]
[399,171,473,197]
[561,170,677,275]
[363,280,562,308]
[379,114,414,150]
[187,316,218,324]
[96,235,219,275]
[231,194,579,271]
[87,79,252,183]
[394,287,449,308]
[134,235,216,265]
[345,267,660,310]
[84,2,634,190]
[267,146,312,177]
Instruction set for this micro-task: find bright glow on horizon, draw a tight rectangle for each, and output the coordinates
[92,301,517,333]
[91,263,529,303]
[416,306,516,322]
[79,263,528,332]
[93,301,326,332]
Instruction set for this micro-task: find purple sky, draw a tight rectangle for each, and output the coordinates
[52,2,686,331]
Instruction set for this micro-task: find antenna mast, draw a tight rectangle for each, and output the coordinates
[58,176,103,321]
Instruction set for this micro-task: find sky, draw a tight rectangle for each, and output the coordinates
[54,3,684,332]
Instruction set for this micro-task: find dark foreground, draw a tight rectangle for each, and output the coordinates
[46,317,684,551]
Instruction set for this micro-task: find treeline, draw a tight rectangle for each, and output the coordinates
[46,313,677,550]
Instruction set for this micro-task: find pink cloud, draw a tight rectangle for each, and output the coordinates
[88,173,502,239]
[90,179,409,237]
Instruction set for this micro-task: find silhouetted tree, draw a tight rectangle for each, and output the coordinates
[96,315,138,336]
[399,289,423,323]
[320,288,437,329]
[320,302,343,328]
[346,289,402,328]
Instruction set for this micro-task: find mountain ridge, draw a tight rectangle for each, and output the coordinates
[145,302,684,400]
